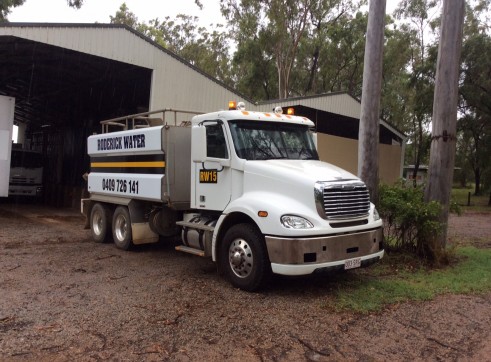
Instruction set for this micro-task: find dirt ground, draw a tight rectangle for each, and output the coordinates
[0,201,490,361]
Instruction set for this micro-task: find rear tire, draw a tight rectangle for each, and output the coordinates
[112,206,133,250]
[220,223,271,291]
[90,203,111,243]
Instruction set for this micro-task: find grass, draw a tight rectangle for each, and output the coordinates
[318,186,491,313]
[451,187,491,213]
[325,246,491,313]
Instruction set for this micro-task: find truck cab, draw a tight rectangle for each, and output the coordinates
[82,104,384,291]
[9,147,43,198]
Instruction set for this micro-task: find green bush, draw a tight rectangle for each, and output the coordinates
[379,181,443,258]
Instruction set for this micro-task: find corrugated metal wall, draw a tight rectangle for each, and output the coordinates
[317,133,402,184]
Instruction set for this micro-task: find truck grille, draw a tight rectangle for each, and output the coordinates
[315,182,370,220]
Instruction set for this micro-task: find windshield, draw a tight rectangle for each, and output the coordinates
[229,120,319,161]
[11,150,43,169]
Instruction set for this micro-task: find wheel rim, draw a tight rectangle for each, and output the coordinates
[228,238,253,278]
[92,210,103,236]
[114,214,128,242]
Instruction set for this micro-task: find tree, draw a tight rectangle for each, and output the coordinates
[222,0,367,100]
[380,23,414,129]
[424,0,465,250]
[109,3,139,28]
[392,0,440,184]
[1,0,25,22]
[358,0,386,204]
[67,0,83,8]
[298,0,356,95]
[231,34,278,100]
[303,9,367,98]
[457,113,491,195]
[221,0,314,99]
[458,31,491,196]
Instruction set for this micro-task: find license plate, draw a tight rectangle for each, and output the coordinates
[344,257,361,270]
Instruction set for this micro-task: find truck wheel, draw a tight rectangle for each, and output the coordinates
[112,206,133,250]
[90,203,110,243]
[220,223,271,291]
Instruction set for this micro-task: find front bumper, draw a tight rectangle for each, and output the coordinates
[265,227,384,276]
[8,185,43,197]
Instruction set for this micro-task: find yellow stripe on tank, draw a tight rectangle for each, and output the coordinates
[91,161,166,168]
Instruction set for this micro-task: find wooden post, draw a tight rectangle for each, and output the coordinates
[358,0,386,204]
[424,0,465,248]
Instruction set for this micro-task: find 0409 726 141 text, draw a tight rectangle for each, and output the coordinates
[102,178,139,194]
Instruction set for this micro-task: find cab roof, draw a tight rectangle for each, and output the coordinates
[192,110,315,127]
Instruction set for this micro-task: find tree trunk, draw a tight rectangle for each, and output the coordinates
[306,47,320,94]
[412,117,424,187]
[277,57,286,99]
[474,167,481,195]
[358,0,386,204]
[424,0,465,249]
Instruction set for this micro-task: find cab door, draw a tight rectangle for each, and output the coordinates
[194,122,232,210]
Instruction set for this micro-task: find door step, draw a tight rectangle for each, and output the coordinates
[176,220,215,232]
[175,245,205,257]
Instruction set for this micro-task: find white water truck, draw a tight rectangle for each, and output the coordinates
[81,102,384,291]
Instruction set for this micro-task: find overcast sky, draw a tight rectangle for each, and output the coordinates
[9,0,225,26]
[9,1,403,26]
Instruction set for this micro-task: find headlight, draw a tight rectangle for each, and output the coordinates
[373,207,381,221]
[280,215,314,229]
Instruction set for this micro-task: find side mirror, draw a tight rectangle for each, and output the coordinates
[191,125,207,163]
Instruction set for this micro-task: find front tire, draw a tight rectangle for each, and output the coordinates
[220,223,270,291]
[112,206,133,250]
[90,203,111,243]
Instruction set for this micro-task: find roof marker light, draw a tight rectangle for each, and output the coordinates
[237,101,246,111]
[274,106,283,114]
[287,107,295,115]
[229,101,237,110]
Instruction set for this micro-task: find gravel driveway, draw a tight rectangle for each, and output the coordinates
[1,201,490,361]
